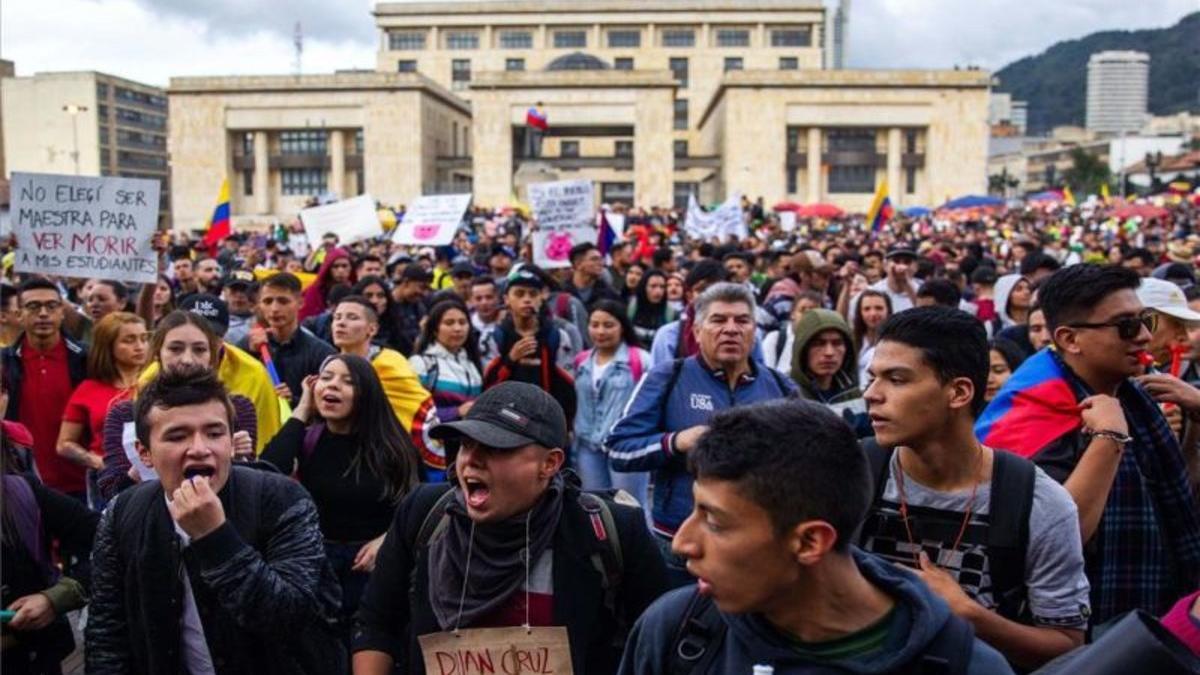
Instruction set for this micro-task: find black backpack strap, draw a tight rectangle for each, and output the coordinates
[577,491,628,648]
[406,486,458,604]
[863,437,895,504]
[660,358,687,418]
[986,449,1036,622]
[912,614,975,675]
[668,590,727,675]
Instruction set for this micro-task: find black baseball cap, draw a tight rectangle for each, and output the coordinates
[401,265,434,283]
[222,269,258,292]
[179,294,230,336]
[451,261,476,279]
[430,382,567,449]
[885,244,918,261]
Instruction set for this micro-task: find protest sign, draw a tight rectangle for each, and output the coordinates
[419,626,573,675]
[11,172,160,284]
[299,194,382,245]
[780,211,797,233]
[529,180,594,269]
[395,193,472,246]
[685,192,743,241]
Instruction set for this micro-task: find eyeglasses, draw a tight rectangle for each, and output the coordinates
[22,301,63,314]
[1068,311,1157,340]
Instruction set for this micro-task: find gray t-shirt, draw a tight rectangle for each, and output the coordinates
[863,451,1091,629]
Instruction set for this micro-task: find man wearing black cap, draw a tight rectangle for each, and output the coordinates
[394,266,433,356]
[868,244,922,313]
[352,382,667,675]
[221,270,259,346]
[448,261,475,302]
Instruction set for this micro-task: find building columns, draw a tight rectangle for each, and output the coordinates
[887,127,902,205]
[806,127,821,202]
[253,131,269,214]
[330,129,346,198]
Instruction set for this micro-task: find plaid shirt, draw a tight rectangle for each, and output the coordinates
[1035,352,1200,623]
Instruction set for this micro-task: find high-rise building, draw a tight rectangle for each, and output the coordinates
[825,0,849,69]
[1086,50,1149,135]
[1,70,170,223]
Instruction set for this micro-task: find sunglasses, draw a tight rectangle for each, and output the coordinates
[1068,311,1157,341]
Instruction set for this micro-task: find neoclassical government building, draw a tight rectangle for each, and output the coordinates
[168,0,989,231]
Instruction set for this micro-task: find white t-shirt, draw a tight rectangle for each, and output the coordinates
[169,501,217,675]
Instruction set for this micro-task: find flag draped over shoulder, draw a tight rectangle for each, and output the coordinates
[201,178,231,255]
[525,107,548,131]
[866,180,894,235]
[974,348,1081,458]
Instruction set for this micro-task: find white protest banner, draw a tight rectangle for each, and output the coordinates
[419,626,573,675]
[11,172,160,284]
[529,179,594,268]
[395,193,472,246]
[299,194,382,245]
[780,211,797,233]
[710,192,746,241]
[684,193,718,240]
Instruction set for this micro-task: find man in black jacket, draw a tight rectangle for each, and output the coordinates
[352,381,667,674]
[86,367,345,675]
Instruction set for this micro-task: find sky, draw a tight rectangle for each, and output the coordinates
[0,0,1195,86]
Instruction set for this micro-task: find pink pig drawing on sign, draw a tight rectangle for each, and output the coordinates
[544,232,574,261]
[412,224,441,241]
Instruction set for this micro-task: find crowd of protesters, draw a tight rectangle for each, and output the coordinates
[2,191,1200,674]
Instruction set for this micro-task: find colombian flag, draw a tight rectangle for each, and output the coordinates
[866,180,894,236]
[974,349,1081,458]
[201,178,231,256]
[597,210,617,257]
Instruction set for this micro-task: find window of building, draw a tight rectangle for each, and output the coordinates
[827,129,878,194]
[96,83,109,99]
[445,31,479,50]
[715,28,750,47]
[451,59,471,90]
[560,140,580,158]
[614,57,634,70]
[243,170,254,197]
[674,140,688,158]
[114,86,166,110]
[98,104,108,119]
[279,130,327,155]
[669,57,689,87]
[499,30,533,49]
[114,107,165,130]
[397,60,417,73]
[674,99,688,130]
[389,31,426,50]
[602,182,634,204]
[779,57,799,70]
[905,129,920,194]
[553,30,587,48]
[506,58,525,72]
[99,127,109,146]
[355,129,364,154]
[786,127,801,155]
[240,132,253,156]
[615,140,634,158]
[452,122,459,156]
[117,151,167,170]
[771,27,812,47]
[281,168,327,196]
[608,30,641,48]
[662,29,695,47]
[724,57,744,72]
[673,182,698,210]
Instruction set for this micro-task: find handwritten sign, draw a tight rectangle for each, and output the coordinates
[529,180,594,269]
[419,626,573,675]
[11,172,160,284]
[395,193,472,246]
[299,194,382,245]
[684,192,744,242]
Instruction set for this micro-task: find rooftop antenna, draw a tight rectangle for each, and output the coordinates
[293,21,303,76]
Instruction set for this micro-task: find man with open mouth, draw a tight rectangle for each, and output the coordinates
[352,381,667,675]
[85,366,346,674]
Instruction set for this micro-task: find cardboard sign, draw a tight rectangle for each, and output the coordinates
[395,193,472,246]
[11,172,160,284]
[299,194,382,245]
[529,180,594,269]
[419,626,573,675]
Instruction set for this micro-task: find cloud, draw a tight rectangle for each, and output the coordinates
[846,0,1197,70]
[127,0,376,43]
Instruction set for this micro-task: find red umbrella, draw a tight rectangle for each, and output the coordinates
[1113,203,1169,219]
[772,201,804,213]
[795,203,845,219]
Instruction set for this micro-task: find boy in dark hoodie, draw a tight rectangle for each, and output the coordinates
[619,399,1013,675]
[791,308,870,436]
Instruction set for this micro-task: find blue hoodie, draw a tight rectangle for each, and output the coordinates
[618,549,1014,675]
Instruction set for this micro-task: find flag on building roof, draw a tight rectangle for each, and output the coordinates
[866,180,894,236]
[201,178,231,255]
[597,210,617,257]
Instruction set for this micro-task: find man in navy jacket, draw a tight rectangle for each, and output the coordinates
[608,282,796,587]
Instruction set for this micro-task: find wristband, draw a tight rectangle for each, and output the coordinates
[1089,429,1132,449]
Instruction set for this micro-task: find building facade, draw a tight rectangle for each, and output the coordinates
[1086,50,1150,135]
[1,70,170,224]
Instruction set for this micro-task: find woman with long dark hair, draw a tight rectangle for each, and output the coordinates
[351,275,405,353]
[409,300,483,425]
[852,288,892,386]
[573,300,651,511]
[627,269,677,347]
[261,353,420,637]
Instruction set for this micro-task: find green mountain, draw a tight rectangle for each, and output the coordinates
[994,12,1199,134]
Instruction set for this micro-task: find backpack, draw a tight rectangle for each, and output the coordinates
[408,486,628,643]
[857,439,1036,623]
[667,588,976,675]
[574,347,645,383]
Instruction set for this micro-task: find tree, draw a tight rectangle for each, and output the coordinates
[1063,147,1111,197]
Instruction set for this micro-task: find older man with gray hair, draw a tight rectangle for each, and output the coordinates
[608,282,798,588]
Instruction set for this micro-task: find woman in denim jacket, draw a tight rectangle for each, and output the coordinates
[573,300,651,513]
